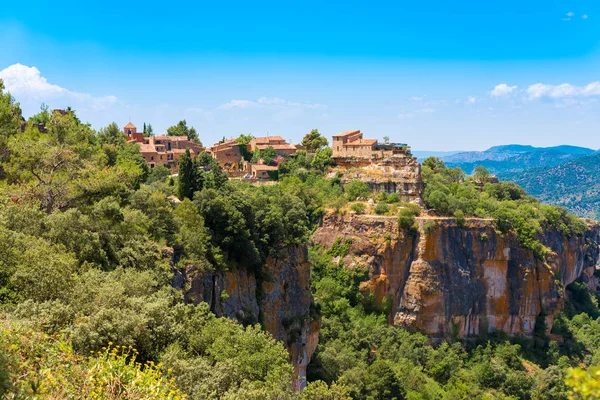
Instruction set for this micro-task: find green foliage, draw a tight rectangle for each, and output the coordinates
[147,165,171,184]
[398,203,420,229]
[0,317,184,399]
[345,180,370,201]
[350,202,366,214]
[302,129,329,152]
[422,156,587,259]
[374,202,389,215]
[167,119,200,143]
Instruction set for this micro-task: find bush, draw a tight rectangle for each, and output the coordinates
[0,317,183,399]
[374,202,389,215]
[350,203,366,214]
[385,192,401,203]
[345,180,370,201]
[398,204,421,229]
[454,210,466,227]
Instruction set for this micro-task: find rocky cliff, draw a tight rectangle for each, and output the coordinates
[178,246,319,389]
[312,214,600,339]
[330,155,423,204]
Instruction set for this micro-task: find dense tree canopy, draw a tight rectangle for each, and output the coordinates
[167,119,200,143]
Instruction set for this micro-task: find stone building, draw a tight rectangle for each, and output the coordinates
[331,129,423,203]
[249,136,297,156]
[207,139,244,171]
[123,123,204,171]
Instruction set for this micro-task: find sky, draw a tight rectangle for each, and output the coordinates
[1,0,600,151]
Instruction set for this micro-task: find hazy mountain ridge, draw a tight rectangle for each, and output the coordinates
[441,144,596,176]
[504,152,600,219]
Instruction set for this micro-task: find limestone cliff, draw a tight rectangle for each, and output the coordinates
[179,246,319,389]
[312,214,600,339]
[330,155,423,204]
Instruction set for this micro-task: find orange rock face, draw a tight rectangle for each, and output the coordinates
[181,246,319,388]
[312,214,600,339]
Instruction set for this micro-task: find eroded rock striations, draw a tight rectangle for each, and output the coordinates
[312,213,600,339]
[178,246,319,389]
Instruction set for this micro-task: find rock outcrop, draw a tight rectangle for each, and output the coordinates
[179,246,319,389]
[312,214,600,339]
[331,155,423,204]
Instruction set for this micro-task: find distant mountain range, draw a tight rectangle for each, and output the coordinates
[443,145,597,177]
[504,153,600,219]
[416,144,600,219]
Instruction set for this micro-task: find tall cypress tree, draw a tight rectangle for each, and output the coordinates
[177,149,196,200]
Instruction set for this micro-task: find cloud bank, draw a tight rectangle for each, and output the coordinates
[0,63,117,109]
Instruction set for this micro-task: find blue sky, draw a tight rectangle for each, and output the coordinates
[1,0,600,150]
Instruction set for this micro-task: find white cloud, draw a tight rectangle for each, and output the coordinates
[0,63,117,109]
[527,81,600,99]
[583,14,588,19]
[466,96,477,104]
[218,97,324,110]
[490,83,517,97]
[566,11,575,17]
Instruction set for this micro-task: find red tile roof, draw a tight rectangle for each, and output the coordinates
[253,136,286,143]
[332,129,361,138]
[124,122,136,129]
[252,164,278,171]
[255,143,297,151]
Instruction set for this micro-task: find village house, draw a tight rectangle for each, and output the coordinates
[123,123,204,171]
[206,139,244,171]
[249,136,297,156]
[331,129,422,203]
[332,129,410,161]
[247,163,278,179]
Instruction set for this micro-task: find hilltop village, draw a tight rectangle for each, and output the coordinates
[123,121,423,199]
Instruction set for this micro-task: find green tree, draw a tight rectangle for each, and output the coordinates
[474,165,491,183]
[167,120,200,143]
[383,136,390,143]
[98,122,126,147]
[177,149,197,200]
[302,129,329,153]
[0,79,22,163]
[345,180,370,201]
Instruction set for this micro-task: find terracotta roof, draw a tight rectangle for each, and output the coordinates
[344,139,377,146]
[253,136,286,143]
[140,144,156,153]
[171,148,195,154]
[252,164,278,171]
[255,143,297,151]
[332,129,361,138]
[124,122,136,129]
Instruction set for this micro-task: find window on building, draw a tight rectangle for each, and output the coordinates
[150,156,154,160]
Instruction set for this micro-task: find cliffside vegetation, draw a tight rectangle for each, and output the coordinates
[1,80,600,399]
[0,83,343,399]
[422,157,588,259]
[307,237,600,400]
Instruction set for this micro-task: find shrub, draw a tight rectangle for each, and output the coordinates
[350,203,367,214]
[345,180,370,201]
[375,202,389,215]
[398,204,421,229]
[386,192,401,203]
[454,210,466,227]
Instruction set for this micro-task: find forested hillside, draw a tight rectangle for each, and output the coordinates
[443,144,595,177]
[504,153,600,219]
[2,80,600,399]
